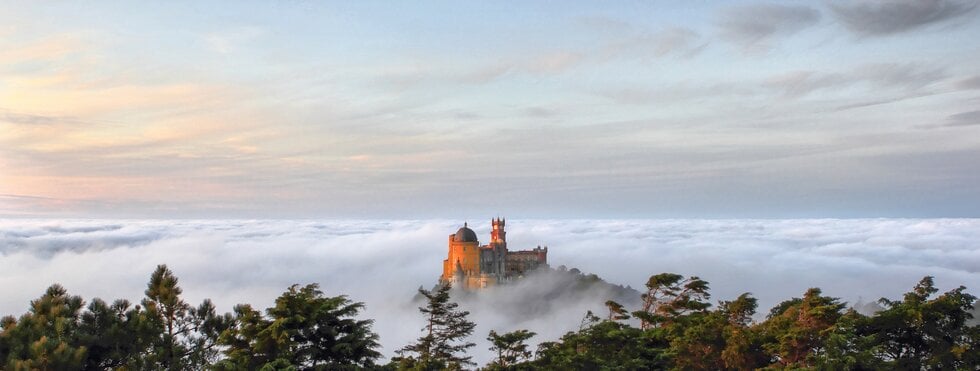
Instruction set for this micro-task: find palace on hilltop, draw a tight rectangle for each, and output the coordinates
[441,218,548,289]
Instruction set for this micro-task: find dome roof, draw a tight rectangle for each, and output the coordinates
[453,224,478,242]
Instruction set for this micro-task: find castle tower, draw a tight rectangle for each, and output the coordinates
[442,223,480,285]
[489,217,507,281]
[490,217,506,245]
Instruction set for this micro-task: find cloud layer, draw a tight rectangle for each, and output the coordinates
[2,2,980,218]
[829,0,978,36]
[1,218,977,363]
[717,3,821,51]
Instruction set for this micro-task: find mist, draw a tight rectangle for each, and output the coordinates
[1,218,978,364]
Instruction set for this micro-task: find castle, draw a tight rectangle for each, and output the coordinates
[441,218,548,289]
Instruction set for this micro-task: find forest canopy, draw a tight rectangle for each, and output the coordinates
[1,265,977,370]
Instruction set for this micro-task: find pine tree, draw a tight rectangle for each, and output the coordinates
[632,273,711,329]
[0,285,87,370]
[397,284,476,370]
[215,284,381,370]
[142,264,231,370]
[76,298,158,370]
[143,264,191,369]
[486,329,535,369]
[604,300,630,321]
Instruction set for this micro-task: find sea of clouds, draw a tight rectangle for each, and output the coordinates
[1,218,978,363]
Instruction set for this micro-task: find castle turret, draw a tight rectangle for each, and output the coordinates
[442,223,480,283]
[491,217,506,245]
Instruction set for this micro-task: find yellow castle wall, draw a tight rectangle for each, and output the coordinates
[441,235,480,281]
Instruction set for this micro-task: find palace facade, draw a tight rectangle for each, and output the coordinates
[440,218,548,289]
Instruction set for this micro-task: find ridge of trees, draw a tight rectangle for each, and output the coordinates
[1,265,977,370]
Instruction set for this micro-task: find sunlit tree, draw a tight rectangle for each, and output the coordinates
[760,288,845,368]
[633,273,711,330]
[864,276,978,370]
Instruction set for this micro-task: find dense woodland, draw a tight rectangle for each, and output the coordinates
[1,265,977,370]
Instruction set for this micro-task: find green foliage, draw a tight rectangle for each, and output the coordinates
[760,287,846,368]
[2,266,380,371]
[0,285,87,370]
[216,284,381,370]
[140,264,233,370]
[397,284,476,370]
[862,276,978,370]
[76,298,157,369]
[2,266,979,371]
[811,309,883,370]
[669,293,767,371]
[634,273,711,330]
[486,329,535,369]
[528,274,978,371]
[604,300,630,322]
[533,313,669,370]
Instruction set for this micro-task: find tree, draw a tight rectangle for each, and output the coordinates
[142,264,192,369]
[604,300,630,322]
[761,288,845,368]
[186,299,234,367]
[142,264,231,370]
[269,284,381,369]
[812,308,883,370]
[215,304,278,369]
[486,329,535,369]
[633,273,711,330]
[533,313,669,370]
[217,284,381,370]
[718,294,767,370]
[76,298,158,370]
[0,285,87,371]
[397,284,476,370]
[862,276,978,370]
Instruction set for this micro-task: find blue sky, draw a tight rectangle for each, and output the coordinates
[2,1,980,218]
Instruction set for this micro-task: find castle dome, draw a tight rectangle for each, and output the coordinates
[453,223,478,242]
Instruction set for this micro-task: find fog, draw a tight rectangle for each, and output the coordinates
[1,218,978,364]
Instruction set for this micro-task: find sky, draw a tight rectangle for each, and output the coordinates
[1,218,977,363]
[2,1,980,218]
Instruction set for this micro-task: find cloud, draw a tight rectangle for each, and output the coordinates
[596,26,708,60]
[522,106,557,118]
[0,34,81,68]
[601,62,948,106]
[763,63,948,98]
[378,24,706,89]
[717,3,821,51]
[856,63,949,90]
[649,27,708,57]
[1,219,978,364]
[957,75,980,90]
[203,27,266,54]
[763,70,850,97]
[944,110,980,127]
[828,0,978,36]
[378,49,589,88]
[0,111,74,126]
